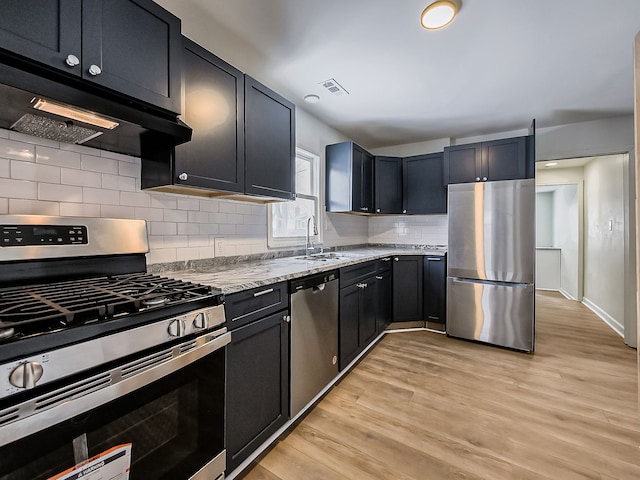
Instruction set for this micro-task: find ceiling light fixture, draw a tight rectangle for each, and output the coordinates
[421,0,459,30]
[303,94,320,104]
[545,162,558,167]
[32,98,119,129]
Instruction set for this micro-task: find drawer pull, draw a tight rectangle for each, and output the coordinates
[427,257,442,261]
[253,288,274,297]
[375,276,383,280]
[381,257,391,262]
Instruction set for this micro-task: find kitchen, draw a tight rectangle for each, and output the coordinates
[0,1,639,479]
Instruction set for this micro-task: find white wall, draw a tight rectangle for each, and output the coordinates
[553,185,580,299]
[536,191,554,247]
[583,155,626,334]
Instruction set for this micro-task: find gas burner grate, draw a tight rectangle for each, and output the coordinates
[0,273,213,338]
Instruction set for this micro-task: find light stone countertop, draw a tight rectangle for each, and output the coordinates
[155,247,446,294]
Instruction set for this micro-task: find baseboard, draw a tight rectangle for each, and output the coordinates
[559,289,576,300]
[582,297,624,338]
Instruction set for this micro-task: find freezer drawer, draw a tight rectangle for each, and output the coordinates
[446,277,534,352]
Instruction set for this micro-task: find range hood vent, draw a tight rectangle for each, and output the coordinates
[0,59,191,158]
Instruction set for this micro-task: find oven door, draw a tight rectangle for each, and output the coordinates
[0,331,230,480]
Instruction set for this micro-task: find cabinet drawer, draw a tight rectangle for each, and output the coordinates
[224,282,289,330]
[340,260,377,288]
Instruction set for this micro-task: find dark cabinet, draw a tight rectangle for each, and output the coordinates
[172,38,244,192]
[338,261,377,369]
[326,142,374,213]
[375,257,393,333]
[374,156,403,214]
[0,0,182,114]
[392,256,424,322]
[444,136,528,184]
[424,254,446,325]
[142,38,296,200]
[403,152,447,214]
[226,311,289,474]
[244,76,296,200]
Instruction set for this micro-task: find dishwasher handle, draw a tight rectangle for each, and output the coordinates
[290,270,338,292]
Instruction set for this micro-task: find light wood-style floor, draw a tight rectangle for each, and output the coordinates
[244,291,640,480]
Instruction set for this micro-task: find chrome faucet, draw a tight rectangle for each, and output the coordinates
[306,215,318,257]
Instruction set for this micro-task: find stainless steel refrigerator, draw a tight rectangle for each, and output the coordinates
[446,178,535,352]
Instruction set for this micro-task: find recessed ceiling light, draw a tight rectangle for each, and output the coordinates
[303,94,320,104]
[545,162,558,167]
[421,1,459,30]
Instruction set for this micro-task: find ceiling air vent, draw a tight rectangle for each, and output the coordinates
[319,78,349,96]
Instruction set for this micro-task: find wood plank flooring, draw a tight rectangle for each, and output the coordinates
[242,291,639,480]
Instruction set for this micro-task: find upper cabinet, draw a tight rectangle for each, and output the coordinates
[142,37,296,201]
[0,0,182,114]
[374,156,403,214]
[244,76,296,200]
[326,142,374,213]
[444,135,533,185]
[403,152,446,214]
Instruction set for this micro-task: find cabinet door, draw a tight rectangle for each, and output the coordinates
[352,145,374,213]
[339,284,361,370]
[392,256,424,322]
[226,311,289,473]
[82,0,182,113]
[481,137,527,181]
[174,38,244,193]
[244,76,295,200]
[374,156,402,214]
[0,0,82,76]
[375,269,392,333]
[359,277,377,346]
[424,255,446,324]
[443,143,482,184]
[361,151,375,213]
[403,153,447,214]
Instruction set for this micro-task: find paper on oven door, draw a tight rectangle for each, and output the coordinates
[47,443,132,480]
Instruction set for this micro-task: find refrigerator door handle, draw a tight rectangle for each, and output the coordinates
[451,277,532,288]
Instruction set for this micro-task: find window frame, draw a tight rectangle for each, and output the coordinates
[267,148,322,248]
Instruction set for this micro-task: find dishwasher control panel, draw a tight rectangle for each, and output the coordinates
[291,271,338,291]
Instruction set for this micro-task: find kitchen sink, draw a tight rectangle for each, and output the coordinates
[296,253,344,261]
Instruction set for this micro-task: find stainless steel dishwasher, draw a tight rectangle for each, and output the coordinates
[290,270,339,417]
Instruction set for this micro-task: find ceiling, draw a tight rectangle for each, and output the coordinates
[157,0,640,149]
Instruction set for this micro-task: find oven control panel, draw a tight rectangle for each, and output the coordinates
[1,224,88,246]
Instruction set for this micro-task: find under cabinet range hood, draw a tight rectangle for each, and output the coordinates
[0,58,191,157]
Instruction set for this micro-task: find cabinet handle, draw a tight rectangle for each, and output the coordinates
[394,257,399,262]
[178,172,188,181]
[482,177,488,181]
[376,208,381,213]
[427,257,441,261]
[476,177,481,182]
[356,283,368,289]
[88,64,102,76]
[65,54,80,67]
[253,288,274,297]
[403,210,407,214]
[361,207,369,212]
[375,275,383,280]
[381,257,391,262]
[283,315,291,323]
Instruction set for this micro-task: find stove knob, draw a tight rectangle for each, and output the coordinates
[10,361,44,390]
[167,319,186,337]
[193,312,209,329]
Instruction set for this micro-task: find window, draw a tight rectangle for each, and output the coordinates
[268,148,321,248]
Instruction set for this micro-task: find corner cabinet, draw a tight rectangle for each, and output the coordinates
[0,0,182,114]
[444,135,533,185]
[403,152,447,214]
[244,76,296,200]
[142,38,296,201]
[326,142,374,214]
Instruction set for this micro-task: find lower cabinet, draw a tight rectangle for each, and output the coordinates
[338,276,377,370]
[375,257,393,333]
[392,256,424,322]
[225,310,289,473]
[424,254,447,326]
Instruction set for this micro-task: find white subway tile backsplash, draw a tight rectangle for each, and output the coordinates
[177,223,199,235]
[151,195,177,210]
[36,146,81,169]
[59,143,97,155]
[102,174,135,192]
[218,201,237,213]
[0,159,9,178]
[100,205,135,218]
[164,209,187,222]
[8,132,57,150]
[0,198,8,213]
[118,161,139,177]
[188,210,209,224]
[236,204,253,215]
[11,161,60,183]
[133,207,164,222]
[120,191,151,208]
[188,235,210,247]
[9,199,59,215]
[0,178,38,199]
[39,184,83,202]
[199,223,219,235]
[199,199,219,212]
[219,224,236,235]
[163,235,188,248]
[177,197,200,211]
[81,154,118,174]
[150,222,177,236]
[176,247,201,261]
[226,213,244,225]
[146,248,177,265]
[59,202,101,217]
[198,246,215,259]
[209,213,227,224]
[101,150,137,163]
[0,139,35,162]
[83,187,119,205]
[61,168,102,188]
[148,236,164,249]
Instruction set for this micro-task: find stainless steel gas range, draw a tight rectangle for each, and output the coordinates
[0,216,228,480]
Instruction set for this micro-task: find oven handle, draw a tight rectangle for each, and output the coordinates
[1,331,231,448]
